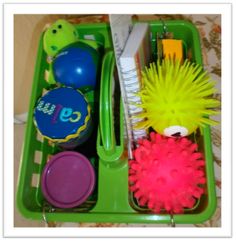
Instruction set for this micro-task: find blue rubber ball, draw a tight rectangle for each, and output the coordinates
[53,42,99,91]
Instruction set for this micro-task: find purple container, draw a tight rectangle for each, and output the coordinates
[41,151,95,208]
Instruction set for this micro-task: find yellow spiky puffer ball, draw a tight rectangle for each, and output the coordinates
[134,58,220,137]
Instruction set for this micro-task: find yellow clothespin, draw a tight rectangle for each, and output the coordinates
[162,39,183,62]
[156,20,183,62]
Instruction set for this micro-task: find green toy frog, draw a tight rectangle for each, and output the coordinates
[43,19,79,58]
[43,19,100,85]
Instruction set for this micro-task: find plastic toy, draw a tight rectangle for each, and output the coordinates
[43,19,100,58]
[129,132,206,214]
[43,19,79,58]
[134,58,220,137]
[34,87,93,149]
[41,151,95,208]
[52,42,100,91]
[43,19,102,87]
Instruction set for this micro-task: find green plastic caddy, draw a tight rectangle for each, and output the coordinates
[16,20,217,225]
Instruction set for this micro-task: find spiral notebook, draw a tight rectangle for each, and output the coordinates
[119,22,151,142]
[109,15,134,157]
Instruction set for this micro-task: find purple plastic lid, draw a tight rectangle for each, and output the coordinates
[41,151,95,208]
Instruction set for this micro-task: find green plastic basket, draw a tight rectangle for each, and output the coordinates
[16,20,217,225]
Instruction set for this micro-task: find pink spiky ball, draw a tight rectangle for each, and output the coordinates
[129,132,206,214]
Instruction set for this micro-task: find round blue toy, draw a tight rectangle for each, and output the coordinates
[52,42,100,92]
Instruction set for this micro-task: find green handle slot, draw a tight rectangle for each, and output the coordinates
[97,51,124,163]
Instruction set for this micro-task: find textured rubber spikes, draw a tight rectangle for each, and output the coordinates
[133,58,220,137]
[129,132,206,214]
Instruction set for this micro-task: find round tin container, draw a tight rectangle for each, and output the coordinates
[34,87,92,149]
[41,151,96,208]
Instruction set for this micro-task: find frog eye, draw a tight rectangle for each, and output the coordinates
[73,30,78,38]
[52,29,57,34]
[163,126,188,137]
[58,24,62,29]
[51,45,58,51]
